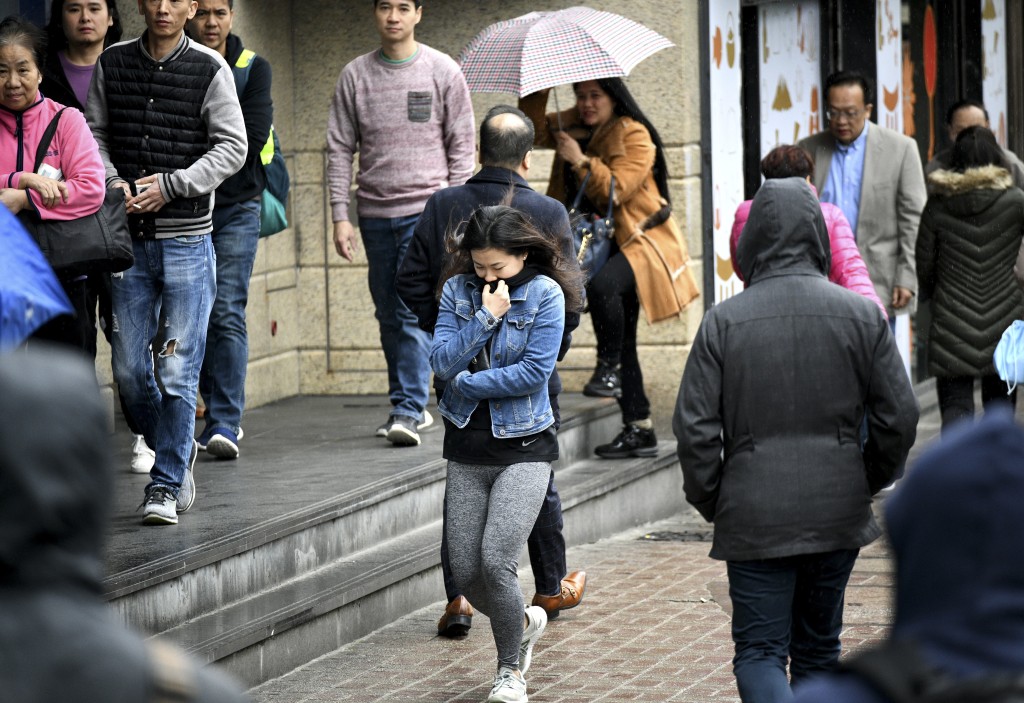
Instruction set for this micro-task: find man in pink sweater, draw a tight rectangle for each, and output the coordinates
[327,0,475,447]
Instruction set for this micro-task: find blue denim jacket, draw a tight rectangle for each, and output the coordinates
[430,273,565,437]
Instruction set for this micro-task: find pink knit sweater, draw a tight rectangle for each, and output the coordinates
[730,185,887,317]
[326,44,475,222]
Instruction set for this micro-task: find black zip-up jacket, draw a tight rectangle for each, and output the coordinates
[217,33,272,206]
[41,50,82,111]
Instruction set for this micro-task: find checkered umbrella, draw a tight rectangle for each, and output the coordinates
[457,7,674,97]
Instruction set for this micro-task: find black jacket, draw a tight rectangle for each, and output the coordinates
[917,165,1024,378]
[397,166,580,396]
[217,34,272,206]
[673,178,919,561]
[0,348,247,703]
[41,50,82,111]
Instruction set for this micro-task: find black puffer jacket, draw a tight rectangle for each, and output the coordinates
[674,178,918,561]
[917,165,1024,377]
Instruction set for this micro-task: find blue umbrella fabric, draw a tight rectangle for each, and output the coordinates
[0,204,72,351]
[457,6,674,97]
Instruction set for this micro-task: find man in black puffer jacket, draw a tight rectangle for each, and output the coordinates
[86,0,246,526]
[674,178,919,703]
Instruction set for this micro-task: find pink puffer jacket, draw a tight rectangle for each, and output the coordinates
[730,185,887,318]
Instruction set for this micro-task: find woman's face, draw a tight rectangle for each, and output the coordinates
[471,247,526,283]
[575,80,616,128]
[0,44,42,112]
[63,1,114,48]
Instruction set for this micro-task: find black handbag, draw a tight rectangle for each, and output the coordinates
[570,172,615,281]
[17,108,133,276]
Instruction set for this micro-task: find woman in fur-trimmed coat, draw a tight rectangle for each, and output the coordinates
[917,126,1024,429]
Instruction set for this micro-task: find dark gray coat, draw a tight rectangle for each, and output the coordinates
[673,178,919,561]
[0,348,248,703]
[917,165,1024,378]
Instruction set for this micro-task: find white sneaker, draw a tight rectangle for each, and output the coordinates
[418,410,434,430]
[519,605,547,675]
[487,667,527,703]
[130,435,155,474]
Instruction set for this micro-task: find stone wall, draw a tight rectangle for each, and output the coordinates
[107,0,704,428]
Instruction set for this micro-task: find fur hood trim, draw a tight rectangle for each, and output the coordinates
[928,164,1013,196]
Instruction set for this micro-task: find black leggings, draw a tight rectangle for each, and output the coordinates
[587,251,650,422]
[936,374,1017,431]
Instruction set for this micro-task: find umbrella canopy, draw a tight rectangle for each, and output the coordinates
[457,6,674,97]
[0,206,72,352]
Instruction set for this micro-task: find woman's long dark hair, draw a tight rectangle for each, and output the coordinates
[45,0,122,56]
[950,126,1007,172]
[438,204,585,314]
[574,77,672,203]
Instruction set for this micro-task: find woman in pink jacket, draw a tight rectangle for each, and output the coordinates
[0,15,106,353]
[730,145,886,317]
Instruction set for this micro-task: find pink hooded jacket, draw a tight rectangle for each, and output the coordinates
[730,184,887,317]
[0,96,105,220]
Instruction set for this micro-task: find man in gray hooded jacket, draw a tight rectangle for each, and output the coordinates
[673,178,919,702]
[0,347,248,703]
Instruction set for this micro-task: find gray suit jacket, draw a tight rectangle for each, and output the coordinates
[799,124,927,316]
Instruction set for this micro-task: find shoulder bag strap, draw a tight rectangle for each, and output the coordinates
[32,107,69,173]
[606,176,615,218]
[570,171,591,213]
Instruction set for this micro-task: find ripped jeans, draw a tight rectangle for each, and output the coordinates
[111,235,216,494]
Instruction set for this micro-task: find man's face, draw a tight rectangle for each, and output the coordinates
[138,0,198,41]
[948,105,988,143]
[826,83,872,146]
[189,0,233,55]
[374,1,421,44]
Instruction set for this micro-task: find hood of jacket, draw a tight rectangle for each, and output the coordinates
[885,408,1024,675]
[736,177,831,285]
[0,347,111,594]
[926,165,1013,219]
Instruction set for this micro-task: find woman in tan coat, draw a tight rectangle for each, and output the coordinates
[522,78,699,457]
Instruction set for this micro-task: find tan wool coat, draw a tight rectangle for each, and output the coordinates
[522,95,699,323]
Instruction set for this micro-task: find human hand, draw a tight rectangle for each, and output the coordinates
[892,286,913,310]
[333,221,358,261]
[482,279,511,320]
[19,172,69,209]
[0,188,28,214]
[127,175,167,213]
[554,130,584,165]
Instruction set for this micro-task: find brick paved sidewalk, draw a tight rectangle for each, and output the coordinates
[250,507,894,703]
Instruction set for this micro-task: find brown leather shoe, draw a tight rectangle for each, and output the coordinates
[531,570,586,620]
[436,595,473,637]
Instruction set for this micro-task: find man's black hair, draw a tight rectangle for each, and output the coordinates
[372,0,422,7]
[45,0,122,55]
[945,98,989,126]
[824,70,874,106]
[479,105,534,170]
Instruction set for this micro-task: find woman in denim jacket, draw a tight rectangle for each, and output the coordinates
[431,204,583,703]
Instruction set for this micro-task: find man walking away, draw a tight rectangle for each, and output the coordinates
[327,0,475,446]
[674,178,918,702]
[189,0,273,460]
[87,0,246,525]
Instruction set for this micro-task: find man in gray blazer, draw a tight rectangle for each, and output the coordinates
[925,98,1024,191]
[799,71,927,320]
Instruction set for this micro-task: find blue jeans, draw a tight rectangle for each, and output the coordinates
[727,549,860,703]
[359,215,431,420]
[199,199,261,434]
[111,236,216,494]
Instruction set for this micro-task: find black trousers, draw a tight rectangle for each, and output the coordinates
[587,251,650,422]
[936,374,1017,432]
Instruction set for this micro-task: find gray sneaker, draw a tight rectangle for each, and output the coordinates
[386,415,421,446]
[519,605,547,675]
[375,414,397,438]
[487,667,527,703]
[176,440,198,512]
[377,411,432,438]
[142,486,178,525]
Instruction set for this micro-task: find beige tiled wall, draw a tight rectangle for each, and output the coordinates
[103,0,705,428]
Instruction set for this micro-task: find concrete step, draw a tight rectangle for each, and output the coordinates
[105,396,622,633]
[159,441,683,687]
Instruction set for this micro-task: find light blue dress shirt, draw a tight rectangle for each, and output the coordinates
[821,121,869,236]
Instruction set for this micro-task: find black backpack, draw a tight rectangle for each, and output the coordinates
[843,640,1024,703]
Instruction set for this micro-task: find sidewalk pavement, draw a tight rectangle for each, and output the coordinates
[249,507,895,703]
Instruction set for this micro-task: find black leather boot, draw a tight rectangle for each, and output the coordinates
[583,360,622,398]
[595,424,658,458]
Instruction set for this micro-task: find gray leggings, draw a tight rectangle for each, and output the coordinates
[445,460,550,669]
